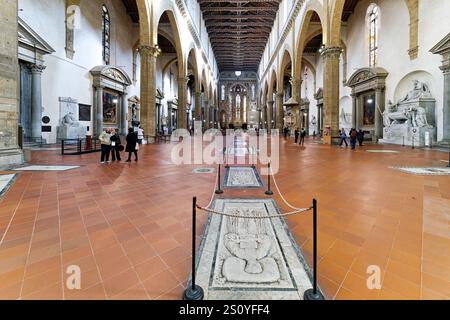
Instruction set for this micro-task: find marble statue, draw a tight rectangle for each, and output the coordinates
[398,80,432,103]
[222,208,280,283]
[61,112,80,127]
[380,80,436,147]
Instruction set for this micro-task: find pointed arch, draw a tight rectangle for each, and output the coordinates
[278,49,293,93]
[157,10,184,78]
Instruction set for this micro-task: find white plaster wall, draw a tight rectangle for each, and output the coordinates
[18,0,140,143]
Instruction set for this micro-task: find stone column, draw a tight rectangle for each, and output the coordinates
[276,93,284,130]
[139,45,160,144]
[177,76,188,129]
[443,67,450,141]
[266,101,274,130]
[121,93,127,134]
[29,64,45,139]
[0,0,23,166]
[321,46,342,143]
[204,100,209,128]
[95,86,104,137]
[194,91,202,122]
[375,88,385,140]
[351,93,357,129]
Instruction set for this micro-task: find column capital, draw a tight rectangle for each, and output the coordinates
[267,100,274,106]
[138,45,162,58]
[321,46,343,59]
[178,76,190,85]
[28,64,46,73]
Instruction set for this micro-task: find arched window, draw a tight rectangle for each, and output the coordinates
[368,5,379,67]
[102,5,111,65]
[236,94,241,119]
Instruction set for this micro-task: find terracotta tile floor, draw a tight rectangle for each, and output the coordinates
[0,137,449,300]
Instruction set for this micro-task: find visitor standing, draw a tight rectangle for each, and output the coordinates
[110,129,122,161]
[300,128,307,146]
[294,128,300,144]
[350,128,358,150]
[99,128,112,163]
[357,129,365,147]
[339,128,348,147]
[126,128,139,162]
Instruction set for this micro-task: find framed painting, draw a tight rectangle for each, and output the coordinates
[103,91,118,124]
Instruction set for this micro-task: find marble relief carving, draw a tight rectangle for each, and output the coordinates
[224,167,263,188]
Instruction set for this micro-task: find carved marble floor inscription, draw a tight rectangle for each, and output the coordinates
[195,199,314,300]
[224,166,263,188]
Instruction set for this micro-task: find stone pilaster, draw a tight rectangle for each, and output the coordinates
[95,86,104,137]
[276,93,284,130]
[266,101,274,130]
[194,91,202,122]
[321,46,342,143]
[442,65,450,142]
[205,100,209,128]
[177,76,189,129]
[121,93,128,135]
[29,64,45,139]
[351,93,357,129]
[139,45,161,143]
[0,0,23,166]
[374,87,385,140]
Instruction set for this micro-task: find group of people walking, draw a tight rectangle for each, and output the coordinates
[339,128,365,150]
[98,127,142,163]
[294,128,307,146]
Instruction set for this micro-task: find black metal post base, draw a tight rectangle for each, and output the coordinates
[183,285,204,300]
[215,189,224,194]
[265,190,274,196]
[303,289,325,300]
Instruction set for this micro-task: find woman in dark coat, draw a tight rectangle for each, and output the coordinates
[110,129,122,161]
[126,128,138,162]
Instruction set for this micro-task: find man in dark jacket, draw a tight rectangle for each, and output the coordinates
[300,128,307,146]
[126,128,138,162]
[110,129,122,161]
[294,128,300,144]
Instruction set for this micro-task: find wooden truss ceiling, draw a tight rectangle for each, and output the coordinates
[199,0,281,72]
[122,0,139,23]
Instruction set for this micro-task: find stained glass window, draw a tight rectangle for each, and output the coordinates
[102,5,110,65]
[369,5,379,67]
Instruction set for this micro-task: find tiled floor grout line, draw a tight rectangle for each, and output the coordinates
[18,176,43,299]
[56,178,65,300]
[0,174,32,246]
[92,197,152,300]
[72,186,108,299]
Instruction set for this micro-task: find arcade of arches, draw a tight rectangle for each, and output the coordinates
[0,0,449,301]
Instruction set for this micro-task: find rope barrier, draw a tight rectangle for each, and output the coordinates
[196,204,312,219]
[271,170,304,211]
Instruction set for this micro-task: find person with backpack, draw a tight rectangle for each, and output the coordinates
[350,128,358,150]
[339,128,348,147]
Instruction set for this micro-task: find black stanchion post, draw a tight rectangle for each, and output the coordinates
[265,161,273,195]
[412,135,415,149]
[182,197,204,300]
[215,163,224,194]
[402,136,405,147]
[304,199,324,300]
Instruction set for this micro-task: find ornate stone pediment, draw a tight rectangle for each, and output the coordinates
[430,32,450,55]
[346,67,389,88]
[18,17,55,55]
[90,66,132,87]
